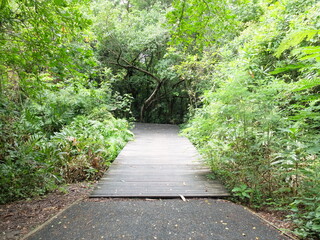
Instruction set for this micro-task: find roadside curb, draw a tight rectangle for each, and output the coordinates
[21,197,85,240]
[244,206,299,240]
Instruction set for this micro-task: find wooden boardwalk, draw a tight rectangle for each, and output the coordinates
[90,123,229,198]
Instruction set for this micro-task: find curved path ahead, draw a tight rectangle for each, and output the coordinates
[91,123,229,198]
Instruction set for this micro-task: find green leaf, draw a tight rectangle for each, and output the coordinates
[270,64,306,74]
[275,30,319,57]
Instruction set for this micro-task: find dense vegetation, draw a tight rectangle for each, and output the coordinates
[0,0,319,238]
[168,0,320,238]
[0,0,133,204]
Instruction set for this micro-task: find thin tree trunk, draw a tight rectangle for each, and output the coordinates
[140,80,163,122]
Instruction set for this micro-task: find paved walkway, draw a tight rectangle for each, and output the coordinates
[26,199,290,240]
[91,123,229,197]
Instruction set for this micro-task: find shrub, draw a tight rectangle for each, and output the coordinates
[0,85,133,204]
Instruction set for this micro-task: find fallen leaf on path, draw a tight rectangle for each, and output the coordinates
[179,195,186,202]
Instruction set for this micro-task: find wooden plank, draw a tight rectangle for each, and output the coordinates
[90,123,229,198]
[100,176,208,182]
[95,181,225,188]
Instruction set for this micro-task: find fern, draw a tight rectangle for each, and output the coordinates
[273,36,320,93]
[294,78,320,92]
[275,30,319,58]
[270,63,306,74]
[295,46,320,61]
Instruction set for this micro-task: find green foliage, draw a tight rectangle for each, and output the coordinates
[183,75,292,205]
[0,0,93,99]
[109,92,135,121]
[21,84,111,135]
[0,83,133,204]
[0,140,59,203]
[167,0,239,50]
[47,114,132,183]
[275,30,319,58]
[289,196,320,239]
[232,184,254,201]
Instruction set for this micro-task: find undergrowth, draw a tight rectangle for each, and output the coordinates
[0,83,133,204]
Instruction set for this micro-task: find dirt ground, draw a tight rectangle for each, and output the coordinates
[0,182,94,240]
[0,183,297,240]
[255,210,298,239]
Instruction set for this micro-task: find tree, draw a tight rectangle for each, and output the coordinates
[92,0,187,122]
[0,0,92,100]
[166,0,240,51]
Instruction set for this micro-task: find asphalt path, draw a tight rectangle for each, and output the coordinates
[25,199,290,240]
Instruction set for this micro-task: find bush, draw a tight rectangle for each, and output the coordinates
[0,85,133,204]
[20,85,112,135]
[48,115,133,182]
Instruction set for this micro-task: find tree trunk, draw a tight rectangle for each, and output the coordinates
[140,80,164,122]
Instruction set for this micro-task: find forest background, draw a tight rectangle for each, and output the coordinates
[0,0,319,239]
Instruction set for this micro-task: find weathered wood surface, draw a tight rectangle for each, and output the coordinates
[90,123,229,198]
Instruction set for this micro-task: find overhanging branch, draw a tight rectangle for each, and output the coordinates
[109,50,162,83]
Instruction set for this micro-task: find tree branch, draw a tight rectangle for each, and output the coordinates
[109,49,162,83]
[173,79,185,88]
